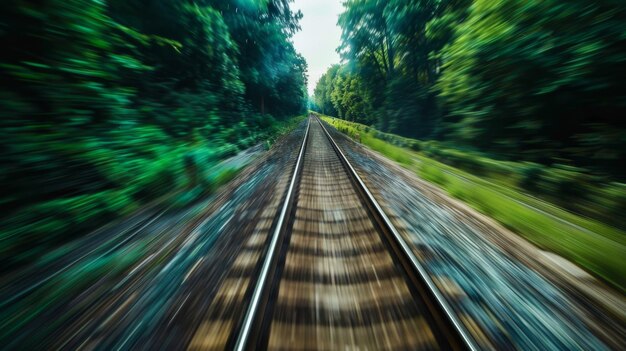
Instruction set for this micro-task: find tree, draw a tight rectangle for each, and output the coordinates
[0,0,308,268]
[438,0,626,174]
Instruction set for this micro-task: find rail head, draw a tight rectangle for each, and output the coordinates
[233,116,310,351]
[316,116,480,351]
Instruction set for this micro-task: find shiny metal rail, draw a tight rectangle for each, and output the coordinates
[233,115,478,350]
[317,116,480,351]
[233,117,310,351]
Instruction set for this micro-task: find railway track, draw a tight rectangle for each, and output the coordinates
[190,116,477,350]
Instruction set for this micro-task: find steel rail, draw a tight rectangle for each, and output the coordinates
[233,117,310,351]
[316,116,480,351]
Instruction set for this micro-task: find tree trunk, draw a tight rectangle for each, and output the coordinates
[385,27,395,77]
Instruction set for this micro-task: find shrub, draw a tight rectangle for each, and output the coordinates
[519,162,545,192]
[408,140,422,151]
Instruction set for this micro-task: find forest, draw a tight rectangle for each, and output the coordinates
[314,0,626,180]
[0,0,307,269]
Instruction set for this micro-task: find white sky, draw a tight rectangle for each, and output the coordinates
[291,0,343,95]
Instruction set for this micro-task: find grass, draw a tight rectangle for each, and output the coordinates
[321,114,626,292]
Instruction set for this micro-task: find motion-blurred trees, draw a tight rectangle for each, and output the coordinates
[316,0,626,178]
[438,0,626,176]
[0,0,307,268]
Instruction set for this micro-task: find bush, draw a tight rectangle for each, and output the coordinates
[519,163,545,192]
[535,165,590,204]
[1,114,307,271]
[131,157,180,201]
[408,140,422,151]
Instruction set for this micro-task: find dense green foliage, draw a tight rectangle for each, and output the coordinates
[315,0,626,179]
[322,115,625,291]
[0,0,307,269]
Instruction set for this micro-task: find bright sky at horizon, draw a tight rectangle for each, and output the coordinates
[292,0,343,96]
